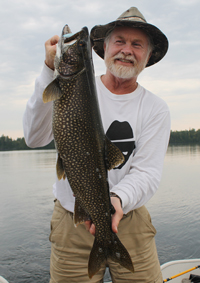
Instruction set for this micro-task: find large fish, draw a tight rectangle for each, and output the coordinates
[43,24,134,278]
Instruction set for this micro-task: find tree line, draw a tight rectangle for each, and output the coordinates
[0,129,200,151]
[169,129,200,144]
[0,135,55,151]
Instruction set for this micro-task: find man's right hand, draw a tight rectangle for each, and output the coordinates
[44,35,60,70]
[84,196,123,236]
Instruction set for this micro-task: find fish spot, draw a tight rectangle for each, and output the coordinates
[98,248,103,253]
[116,252,121,259]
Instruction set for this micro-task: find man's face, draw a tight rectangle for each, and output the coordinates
[104,26,151,79]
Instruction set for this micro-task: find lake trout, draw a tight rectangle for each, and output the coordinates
[43,24,134,278]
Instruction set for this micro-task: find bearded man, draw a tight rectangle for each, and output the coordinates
[23,7,170,283]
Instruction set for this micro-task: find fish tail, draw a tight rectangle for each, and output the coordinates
[88,234,134,278]
[88,238,107,278]
[108,233,134,273]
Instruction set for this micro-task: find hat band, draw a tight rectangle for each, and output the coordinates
[118,16,146,23]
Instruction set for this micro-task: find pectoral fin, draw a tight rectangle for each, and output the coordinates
[56,153,65,180]
[105,136,124,170]
[43,78,62,103]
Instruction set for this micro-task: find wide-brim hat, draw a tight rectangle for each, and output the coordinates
[90,7,168,67]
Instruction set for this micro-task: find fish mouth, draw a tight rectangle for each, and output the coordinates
[62,25,78,42]
[63,31,81,45]
[61,24,83,48]
[60,24,88,47]
[56,25,88,78]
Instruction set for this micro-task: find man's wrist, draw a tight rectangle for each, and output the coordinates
[110,192,122,207]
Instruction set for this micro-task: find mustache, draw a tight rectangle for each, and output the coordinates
[113,54,136,64]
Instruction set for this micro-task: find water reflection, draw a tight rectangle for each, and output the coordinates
[167,144,200,157]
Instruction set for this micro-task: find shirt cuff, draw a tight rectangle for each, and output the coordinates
[110,189,129,211]
[40,62,55,85]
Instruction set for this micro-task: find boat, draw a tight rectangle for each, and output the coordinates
[161,259,200,282]
[103,259,200,282]
[0,277,9,283]
[1,259,200,283]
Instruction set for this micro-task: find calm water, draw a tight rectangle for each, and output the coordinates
[0,146,200,282]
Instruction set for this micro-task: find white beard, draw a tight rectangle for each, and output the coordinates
[104,53,148,79]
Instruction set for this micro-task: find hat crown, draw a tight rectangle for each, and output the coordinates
[117,7,147,23]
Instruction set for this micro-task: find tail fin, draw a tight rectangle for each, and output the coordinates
[88,233,134,278]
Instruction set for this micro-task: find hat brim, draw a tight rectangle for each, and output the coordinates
[90,20,168,67]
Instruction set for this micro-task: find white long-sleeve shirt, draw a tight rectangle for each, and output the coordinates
[23,64,171,214]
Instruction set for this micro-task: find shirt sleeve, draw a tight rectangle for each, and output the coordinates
[23,64,54,148]
[111,109,171,214]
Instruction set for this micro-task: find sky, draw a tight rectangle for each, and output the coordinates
[0,0,199,139]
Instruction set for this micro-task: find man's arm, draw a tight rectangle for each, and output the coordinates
[111,109,171,214]
[23,35,59,148]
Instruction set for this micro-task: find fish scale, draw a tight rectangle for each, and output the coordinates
[43,24,134,278]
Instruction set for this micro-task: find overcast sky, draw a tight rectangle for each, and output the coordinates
[0,0,199,139]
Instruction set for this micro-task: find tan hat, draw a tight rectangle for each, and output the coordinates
[90,7,168,67]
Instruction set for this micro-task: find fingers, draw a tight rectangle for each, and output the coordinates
[89,223,96,236]
[111,196,123,234]
[84,196,123,236]
[49,35,60,46]
[44,35,60,70]
[85,220,96,236]
[85,220,92,231]
[45,35,60,49]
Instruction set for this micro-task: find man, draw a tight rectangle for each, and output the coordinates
[23,7,170,283]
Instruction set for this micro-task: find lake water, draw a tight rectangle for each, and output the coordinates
[0,145,200,282]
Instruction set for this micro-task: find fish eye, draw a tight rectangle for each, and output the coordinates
[79,40,86,47]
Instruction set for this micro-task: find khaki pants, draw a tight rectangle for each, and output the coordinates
[49,200,163,283]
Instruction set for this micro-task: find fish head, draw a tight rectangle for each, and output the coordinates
[54,25,90,77]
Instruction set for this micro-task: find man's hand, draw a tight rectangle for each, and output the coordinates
[111,196,123,233]
[85,196,123,236]
[85,221,96,236]
[44,35,60,70]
